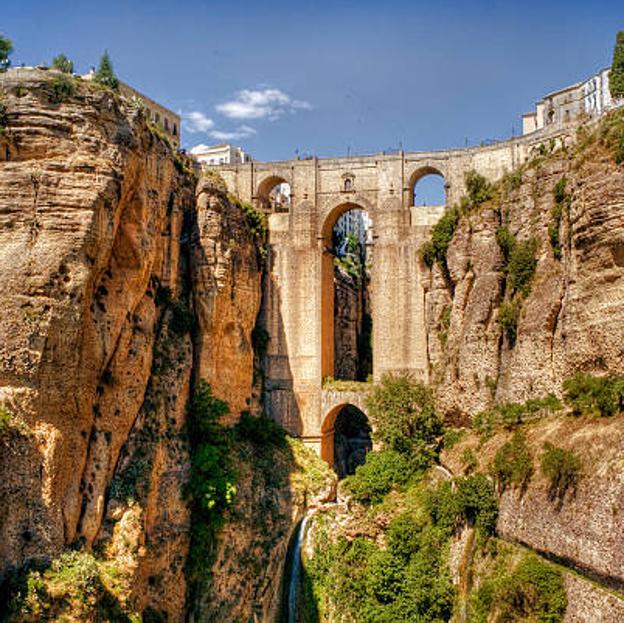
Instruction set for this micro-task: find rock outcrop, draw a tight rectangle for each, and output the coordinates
[424,136,624,421]
[0,69,265,620]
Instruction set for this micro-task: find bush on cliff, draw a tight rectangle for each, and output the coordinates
[470,553,567,623]
[0,33,12,70]
[464,170,494,207]
[490,430,533,491]
[563,371,624,417]
[541,442,581,501]
[420,206,460,272]
[366,372,444,462]
[343,449,415,504]
[51,53,73,74]
[549,177,570,260]
[48,73,76,104]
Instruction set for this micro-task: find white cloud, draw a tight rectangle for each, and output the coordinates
[216,88,312,120]
[209,125,257,141]
[182,111,215,133]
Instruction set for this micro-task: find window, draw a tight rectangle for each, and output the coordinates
[344,178,353,191]
[173,123,178,136]
[164,118,170,131]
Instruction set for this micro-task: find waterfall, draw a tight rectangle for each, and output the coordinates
[287,510,313,623]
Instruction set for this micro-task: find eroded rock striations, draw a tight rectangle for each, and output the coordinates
[0,69,278,619]
[425,134,624,422]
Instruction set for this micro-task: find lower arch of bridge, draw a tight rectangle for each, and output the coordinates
[320,201,372,381]
[320,403,372,478]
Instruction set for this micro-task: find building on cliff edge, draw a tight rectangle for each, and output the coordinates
[189,143,252,166]
[522,67,620,135]
[82,69,180,147]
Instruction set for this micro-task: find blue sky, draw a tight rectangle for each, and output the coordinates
[3,0,623,165]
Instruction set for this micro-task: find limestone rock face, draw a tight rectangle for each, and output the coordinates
[192,178,262,423]
[0,70,263,619]
[425,151,624,421]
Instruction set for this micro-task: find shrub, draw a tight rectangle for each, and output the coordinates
[549,177,570,260]
[474,395,562,436]
[563,372,624,417]
[438,304,451,346]
[472,554,566,623]
[48,551,100,601]
[496,226,516,267]
[0,406,11,434]
[365,549,406,605]
[365,372,443,463]
[490,431,533,491]
[94,50,119,91]
[465,170,494,207]
[342,449,416,504]
[386,513,425,562]
[496,226,537,298]
[0,34,12,70]
[419,206,460,270]
[496,555,567,623]
[507,238,538,296]
[51,53,73,74]
[442,428,464,450]
[428,474,498,536]
[498,299,520,346]
[48,73,76,104]
[461,447,478,473]
[185,382,236,596]
[541,442,581,501]
[610,31,624,100]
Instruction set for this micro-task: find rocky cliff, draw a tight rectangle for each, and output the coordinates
[0,69,292,620]
[424,119,624,422]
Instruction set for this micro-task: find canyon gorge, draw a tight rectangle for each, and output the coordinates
[0,65,623,623]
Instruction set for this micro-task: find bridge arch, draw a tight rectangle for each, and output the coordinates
[320,201,373,381]
[256,174,292,212]
[320,402,372,476]
[408,165,448,207]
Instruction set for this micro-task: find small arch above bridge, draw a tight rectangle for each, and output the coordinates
[408,165,447,208]
[256,174,292,212]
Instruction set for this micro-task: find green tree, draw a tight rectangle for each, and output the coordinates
[52,53,73,74]
[0,34,13,70]
[610,31,624,99]
[94,50,119,90]
[366,373,444,463]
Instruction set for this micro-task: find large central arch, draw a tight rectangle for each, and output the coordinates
[320,201,373,381]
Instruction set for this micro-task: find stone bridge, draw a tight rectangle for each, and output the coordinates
[215,128,568,460]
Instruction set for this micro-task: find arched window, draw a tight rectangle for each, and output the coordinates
[344,178,353,191]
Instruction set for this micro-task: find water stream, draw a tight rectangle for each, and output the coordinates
[287,509,314,623]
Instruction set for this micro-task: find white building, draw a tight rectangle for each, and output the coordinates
[190,143,252,165]
[334,209,373,251]
[522,68,615,135]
